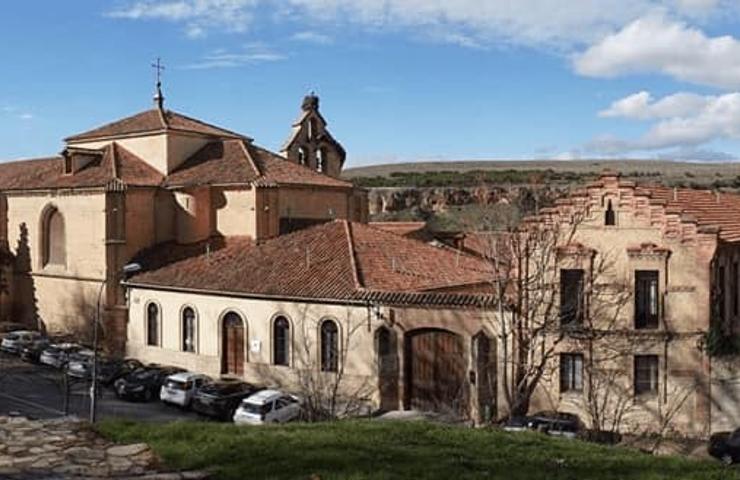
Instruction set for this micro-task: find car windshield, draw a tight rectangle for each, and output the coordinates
[241,402,270,415]
[132,369,157,380]
[165,379,191,390]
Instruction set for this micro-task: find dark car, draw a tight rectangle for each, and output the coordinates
[113,365,186,402]
[191,380,262,421]
[502,411,581,439]
[709,428,740,464]
[19,338,51,363]
[67,352,142,386]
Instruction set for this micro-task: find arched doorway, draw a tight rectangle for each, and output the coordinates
[405,329,466,415]
[376,327,399,411]
[221,312,245,376]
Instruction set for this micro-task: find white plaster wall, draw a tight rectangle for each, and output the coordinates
[71,135,169,175]
[126,288,380,392]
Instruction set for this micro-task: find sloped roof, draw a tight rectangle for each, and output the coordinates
[163,140,353,189]
[65,108,248,142]
[127,220,493,305]
[649,186,740,242]
[0,143,163,191]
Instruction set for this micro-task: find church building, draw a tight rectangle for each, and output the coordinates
[0,88,500,420]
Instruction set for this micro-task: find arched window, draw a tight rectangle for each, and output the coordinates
[146,303,159,346]
[273,316,290,366]
[298,147,307,166]
[308,118,318,140]
[42,207,66,267]
[182,307,196,352]
[320,319,338,372]
[316,148,325,173]
[605,199,616,226]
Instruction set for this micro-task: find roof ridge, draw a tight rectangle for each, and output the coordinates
[239,140,262,179]
[158,108,170,129]
[168,110,247,140]
[109,143,120,179]
[344,221,364,290]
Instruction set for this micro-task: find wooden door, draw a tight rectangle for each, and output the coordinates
[405,329,465,415]
[222,312,244,376]
[377,327,399,411]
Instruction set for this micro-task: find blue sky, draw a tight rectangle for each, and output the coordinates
[2,1,740,167]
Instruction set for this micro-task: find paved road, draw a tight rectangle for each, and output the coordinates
[0,353,205,422]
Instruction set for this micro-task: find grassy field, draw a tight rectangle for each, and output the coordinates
[97,419,738,480]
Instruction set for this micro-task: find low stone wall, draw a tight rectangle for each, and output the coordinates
[0,416,208,479]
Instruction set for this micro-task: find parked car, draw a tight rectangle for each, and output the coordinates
[160,372,212,408]
[39,343,83,369]
[67,351,142,386]
[0,330,45,355]
[114,365,186,402]
[709,428,740,465]
[191,380,262,421]
[233,389,301,425]
[19,337,51,363]
[502,411,581,439]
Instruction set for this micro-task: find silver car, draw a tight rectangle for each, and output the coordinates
[39,343,82,369]
[159,372,211,408]
[0,330,44,355]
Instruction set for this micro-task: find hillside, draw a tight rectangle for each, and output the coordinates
[344,160,740,231]
[344,160,740,188]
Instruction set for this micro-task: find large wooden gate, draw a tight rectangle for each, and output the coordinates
[405,329,466,415]
[222,312,245,376]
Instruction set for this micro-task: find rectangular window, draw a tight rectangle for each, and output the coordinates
[559,353,583,393]
[635,270,659,329]
[634,355,659,396]
[560,269,585,326]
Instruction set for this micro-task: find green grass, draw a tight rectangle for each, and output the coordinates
[96,420,739,480]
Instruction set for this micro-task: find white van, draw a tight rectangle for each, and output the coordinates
[233,389,301,425]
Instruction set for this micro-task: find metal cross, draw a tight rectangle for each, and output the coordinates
[151,57,165,87]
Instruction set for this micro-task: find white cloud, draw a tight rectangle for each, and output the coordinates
[182,43,287,69]
[1,106,34,121]
[589,91,740,154]
[290,31,333,44]
[107,0,257,37]
[574,13,740,89]
[107,0,727,47]
[598,91,712,119]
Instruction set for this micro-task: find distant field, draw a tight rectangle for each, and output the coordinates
[344,160,740,188]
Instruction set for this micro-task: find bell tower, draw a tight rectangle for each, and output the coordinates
[281,94,346,178]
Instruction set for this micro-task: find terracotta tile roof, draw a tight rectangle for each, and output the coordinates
[163,140,261,188]
[251,146,352,188]
[127,220,492,304]
[164,140,353,189]
[647,186,740,242]
[0,143,163,191]
[369,222,429,239]
[65,109,247,142]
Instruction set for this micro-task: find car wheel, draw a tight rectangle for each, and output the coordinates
[721,454,734,466]
[143,389,153,402]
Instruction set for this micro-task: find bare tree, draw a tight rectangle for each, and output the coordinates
[483,207,632,418]
[293,306,374,421]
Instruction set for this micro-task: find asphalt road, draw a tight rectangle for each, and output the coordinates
[0,352,205,422]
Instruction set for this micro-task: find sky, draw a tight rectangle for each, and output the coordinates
[2,1,740,167]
